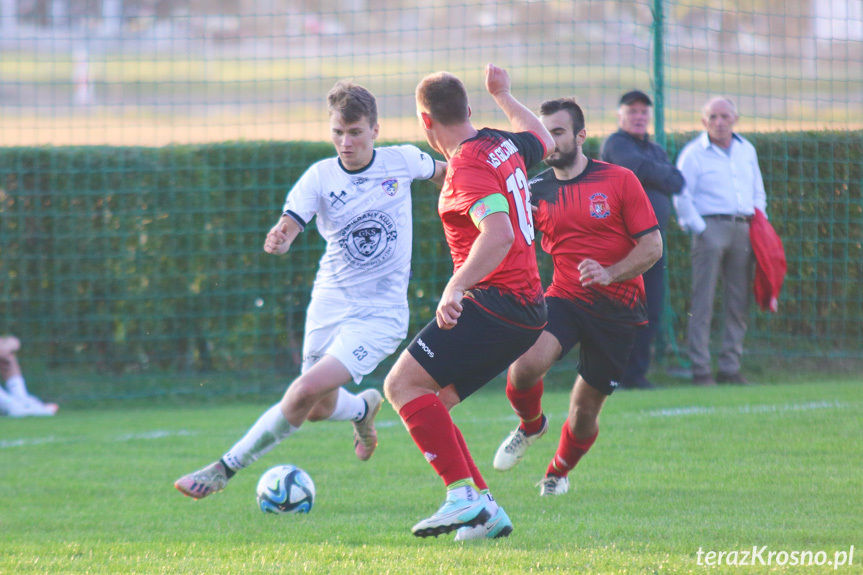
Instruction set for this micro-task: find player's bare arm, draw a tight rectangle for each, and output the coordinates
[579,229,663,287]
[264,215,303,255]
[430,160,448,187]
[436,211,514,330]
[484,63,554,158]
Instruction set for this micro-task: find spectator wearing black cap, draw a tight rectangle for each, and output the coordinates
[600,90,685,390]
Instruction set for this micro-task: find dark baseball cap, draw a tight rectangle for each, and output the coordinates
[619,90,653,106]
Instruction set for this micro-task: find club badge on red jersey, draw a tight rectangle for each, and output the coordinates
[589,193,611,219]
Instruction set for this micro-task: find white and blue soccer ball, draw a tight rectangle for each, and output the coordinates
[256,464,315,514]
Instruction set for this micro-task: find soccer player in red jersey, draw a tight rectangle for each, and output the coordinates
[491,98,662,496]
[383,64,554,540]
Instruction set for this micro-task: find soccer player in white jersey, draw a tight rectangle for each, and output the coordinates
[175,80,446,500]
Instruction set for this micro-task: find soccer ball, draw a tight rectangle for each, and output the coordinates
[256,464,315,514]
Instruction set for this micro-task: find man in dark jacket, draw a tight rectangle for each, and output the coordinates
[600,90,685,389]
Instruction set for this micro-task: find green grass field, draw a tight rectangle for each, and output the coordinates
[2,378,861,574]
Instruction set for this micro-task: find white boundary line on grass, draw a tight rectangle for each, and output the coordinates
[0,429,196,449]
[645,400,846,418]
[0,436,59,448]
[115,430,195,441]
[0,400,851,449]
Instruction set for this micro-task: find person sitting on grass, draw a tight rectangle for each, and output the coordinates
[0,335,59,417]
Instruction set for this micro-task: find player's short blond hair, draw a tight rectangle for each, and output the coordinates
[416,72,469,126]
[327,80,378,127]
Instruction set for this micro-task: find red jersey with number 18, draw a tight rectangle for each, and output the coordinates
[438,128,547,312]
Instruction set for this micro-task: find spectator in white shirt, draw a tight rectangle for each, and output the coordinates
[674,97,767,386]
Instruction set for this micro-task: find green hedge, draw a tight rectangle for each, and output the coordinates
[1,131,860,378]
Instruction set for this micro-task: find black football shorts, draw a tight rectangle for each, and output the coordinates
[544,296,642,395]
[407,298,543,400]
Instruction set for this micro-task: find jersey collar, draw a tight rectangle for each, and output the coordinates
[338,150,377,174]
[551,157,596,184]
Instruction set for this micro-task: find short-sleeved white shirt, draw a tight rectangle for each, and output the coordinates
[283,145,436,307]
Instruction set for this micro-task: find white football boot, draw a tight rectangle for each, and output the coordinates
[493,415,549,471]
[454,507,513,541]
[352,389,383,461]
[412,490,490,538]
[174,460,229,500]
[537,475,569,496]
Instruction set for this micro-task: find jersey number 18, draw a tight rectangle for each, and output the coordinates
[505,167,534,245]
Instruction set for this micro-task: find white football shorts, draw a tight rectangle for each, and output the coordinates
[301,297,409,384]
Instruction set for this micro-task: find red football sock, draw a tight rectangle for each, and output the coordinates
[546,420,598,478]
[399,394,472,487]
[452,424,487,491]
[506,375,544,435]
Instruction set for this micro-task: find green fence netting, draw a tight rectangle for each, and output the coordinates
[1,1,861,398]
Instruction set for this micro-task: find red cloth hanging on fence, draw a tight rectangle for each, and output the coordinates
[749,208,786,313]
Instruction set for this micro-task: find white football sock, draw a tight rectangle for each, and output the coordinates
[326,387,367,422]
[5,375,28,399]
[482,492,500,515]
[222,403,297,472]
[448,483,480,503]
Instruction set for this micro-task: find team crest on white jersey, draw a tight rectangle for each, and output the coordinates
[338,210,398,268]
[381,179,398,196]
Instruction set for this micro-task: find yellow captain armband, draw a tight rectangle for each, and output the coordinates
[469,193,509,228]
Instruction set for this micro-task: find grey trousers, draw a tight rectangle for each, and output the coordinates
[687,218,755,377]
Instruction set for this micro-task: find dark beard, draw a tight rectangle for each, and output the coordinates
[544,148,579,169]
